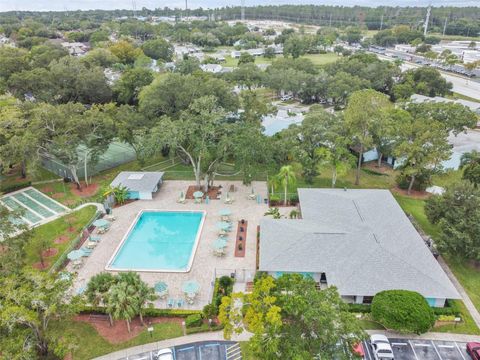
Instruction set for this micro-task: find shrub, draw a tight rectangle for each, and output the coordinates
[203,303,218,318]
[371,290,435,334]
[269,194,281,205]
[395,171,431,191]
[347,303,372,313]
[185,313,203,328]
[437,315,456,322]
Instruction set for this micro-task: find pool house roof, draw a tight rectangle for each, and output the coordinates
[110,171,164,193]
[259,188,460,300]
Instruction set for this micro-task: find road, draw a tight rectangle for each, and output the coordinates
[363,338,470,360]
[375,54,480,101]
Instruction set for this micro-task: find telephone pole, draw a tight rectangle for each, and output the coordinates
[442,17,448,36]
[380,14,384,30]
[241,0,245,21]
[423,4,431,36]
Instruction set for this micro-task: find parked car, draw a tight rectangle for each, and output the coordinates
[280,94,292,101]
[467,342,480,359]
[370,334,394,359]
[154,348,174,360]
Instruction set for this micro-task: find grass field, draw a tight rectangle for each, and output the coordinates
[301,52,341,66]
[24,205,97,270]
[51,320,183,360]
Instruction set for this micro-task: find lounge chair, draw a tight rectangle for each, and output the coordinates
[167,298,175,308]
[177,192,186,204]
[105,215,116,221]
[89,235,101,242]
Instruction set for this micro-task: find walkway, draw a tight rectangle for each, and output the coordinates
[73,201,105,213]
[437,255,480,329]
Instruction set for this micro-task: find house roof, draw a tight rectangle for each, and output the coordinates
[110,171,164,193]
[259,188,460,299]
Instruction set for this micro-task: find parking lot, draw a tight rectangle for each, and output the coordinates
[117,340,240,360]
[364,338,470,360]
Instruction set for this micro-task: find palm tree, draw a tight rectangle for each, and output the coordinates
[85,272,117,326]
[107,281,137,333]
[117,272,156,326]
[460,150,480,187]
[275,165,297,206]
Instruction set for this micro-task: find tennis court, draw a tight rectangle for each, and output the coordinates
[0,187,69,226]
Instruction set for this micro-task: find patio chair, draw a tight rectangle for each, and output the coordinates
[177,192,186,204]
[105,215,116,221]
[224,195,234,204]
[89,235,101,242]
[167,298,175,308]
[72,259,83,269]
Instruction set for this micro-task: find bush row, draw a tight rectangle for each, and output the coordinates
[186,323,224,335]
[347,301,460,316]
[80,305,202,318]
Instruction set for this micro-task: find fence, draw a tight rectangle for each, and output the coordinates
[49,210,102,273]
[41,142,136,180]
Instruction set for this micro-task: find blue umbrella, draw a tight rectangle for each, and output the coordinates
[216,221,232,230]
[193,191,204,198]
[182,280,200,295]
[219,209,232,216]
[154,281,168,293]
[93,219,110,228]
[67,249,84,261]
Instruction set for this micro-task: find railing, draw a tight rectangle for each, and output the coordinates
[48,210,102,273]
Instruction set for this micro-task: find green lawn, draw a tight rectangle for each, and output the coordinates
[24,205,97,270]
[301,53,341,66]
[445,258,480,314]
[434,300,480,335]
[50,320,183,360]
[448,92,480,103]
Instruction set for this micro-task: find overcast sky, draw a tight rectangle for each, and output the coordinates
[1,0,479,12]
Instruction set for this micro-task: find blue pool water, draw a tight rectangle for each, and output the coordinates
[109,211,204,271]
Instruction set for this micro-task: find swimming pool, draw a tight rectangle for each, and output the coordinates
[106,210,205,272]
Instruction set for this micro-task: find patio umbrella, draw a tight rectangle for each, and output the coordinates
[67,249,84,261]
[154,281,168,294]
[182,280,200,295]
[219,209,232,216]
[193,191,204,198]
[213,238,227,249]
[216,221,232,230]
[93,219,110,228]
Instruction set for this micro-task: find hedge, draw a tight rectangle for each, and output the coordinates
[80,305,202,318]
[371,290,435,334]
[185,314,203,328]
[347,304,372,313]
[186,323,224,335]
[0,181,32,194]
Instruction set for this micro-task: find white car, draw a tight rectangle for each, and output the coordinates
[154,348,174,360]
[370,334,394,359]
[280,94,292,101]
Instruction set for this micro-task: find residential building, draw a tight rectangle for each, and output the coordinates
[259,189,460,307]
[110,171,164,200]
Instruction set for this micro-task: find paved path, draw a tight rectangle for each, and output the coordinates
[73,202,105,213]
[437,255,480,329]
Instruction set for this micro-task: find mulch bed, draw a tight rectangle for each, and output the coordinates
[54,235,69,244]
[42,248,59,258]
[51,193,64,199]
[40,185,54,193]
[74,314,183,344]
[363,162,395,175]
[185,185,222,200]
[32,261,50,270]
[390,186,431,199]
[234,220,248,257]
[70,182,99,198]
[112,199,136,208]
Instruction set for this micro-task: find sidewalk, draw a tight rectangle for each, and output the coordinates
[437,255,480,328]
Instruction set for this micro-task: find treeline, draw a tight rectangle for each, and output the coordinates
[1,5,479,37]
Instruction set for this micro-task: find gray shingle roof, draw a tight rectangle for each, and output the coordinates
[110,171,164,193]
[259,189,460,299]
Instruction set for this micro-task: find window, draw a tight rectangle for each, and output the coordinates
[363,296,374,304]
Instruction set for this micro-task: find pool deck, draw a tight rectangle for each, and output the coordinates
[70,180,269,310]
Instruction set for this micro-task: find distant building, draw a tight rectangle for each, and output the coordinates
[61,42,90,56]
[200,64,223,74]
[394,44,416,54]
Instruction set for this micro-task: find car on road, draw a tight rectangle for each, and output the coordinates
[467,342,480,359]
[154,348,174,360]
[370,334,394,359]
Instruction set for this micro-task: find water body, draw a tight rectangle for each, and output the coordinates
[2,0,479,12]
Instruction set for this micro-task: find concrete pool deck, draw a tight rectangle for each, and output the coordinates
[70,180,269,310]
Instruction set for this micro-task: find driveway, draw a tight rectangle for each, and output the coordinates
[363,338,470,360]
[117,341,241,360]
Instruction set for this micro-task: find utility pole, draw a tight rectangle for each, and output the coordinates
[380,14,384,30]
[423,4,431,36]
[442,17,448,36]
[132,0,137,18]
[241,0,245,21]
[329,13,332,27]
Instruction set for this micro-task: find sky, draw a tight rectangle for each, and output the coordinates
[1,0,479,12]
